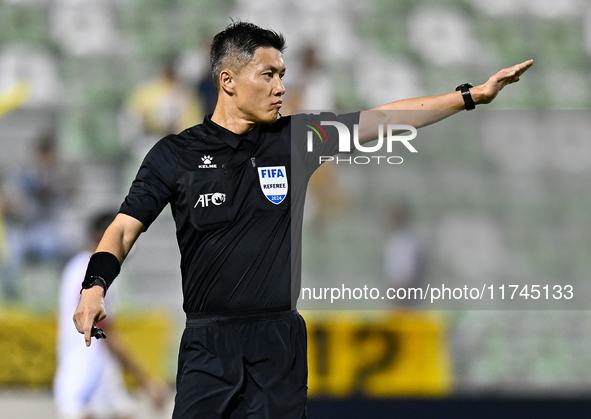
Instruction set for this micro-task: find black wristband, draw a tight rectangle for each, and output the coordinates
[81,252,121,295]
[455,83,475,111]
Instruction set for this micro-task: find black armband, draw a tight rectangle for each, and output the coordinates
[81,252,121,295]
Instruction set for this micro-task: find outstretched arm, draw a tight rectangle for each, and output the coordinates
[73,213,145,347]
[358,59,533,144]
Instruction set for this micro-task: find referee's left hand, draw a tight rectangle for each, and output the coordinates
[471,59,534,105]
[73,286,107,347]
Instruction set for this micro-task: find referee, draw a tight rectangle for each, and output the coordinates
[74,21,533,418]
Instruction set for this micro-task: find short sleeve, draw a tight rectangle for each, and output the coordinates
[119,136,180,229]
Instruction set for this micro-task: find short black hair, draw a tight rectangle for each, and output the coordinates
[210,21,286,90]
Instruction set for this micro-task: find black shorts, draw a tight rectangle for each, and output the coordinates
[172,308,308,419]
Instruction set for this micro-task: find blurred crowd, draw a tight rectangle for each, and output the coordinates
[0,138,75,300]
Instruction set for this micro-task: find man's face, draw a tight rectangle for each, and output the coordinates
[232,47,285,124]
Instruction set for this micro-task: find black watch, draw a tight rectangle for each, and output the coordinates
[456,83,475,111]
[81,276,107,294]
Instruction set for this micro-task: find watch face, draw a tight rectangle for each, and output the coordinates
[456,83,473,91]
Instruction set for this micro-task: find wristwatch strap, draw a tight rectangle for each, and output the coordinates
[81,276,107,294]
[456,83,475,111]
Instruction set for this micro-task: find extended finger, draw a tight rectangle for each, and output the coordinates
[83,318,95,347]
[496,68,516,83]
[514,59,534,75]
[499,68,524,85]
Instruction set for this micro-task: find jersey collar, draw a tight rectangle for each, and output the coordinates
[203,114,260,149]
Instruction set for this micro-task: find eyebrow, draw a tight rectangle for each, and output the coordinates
[263,65,286,73]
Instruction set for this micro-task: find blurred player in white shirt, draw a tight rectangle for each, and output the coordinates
[54,212,165,419]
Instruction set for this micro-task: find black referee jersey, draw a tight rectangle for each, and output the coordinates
[119,112,360,314]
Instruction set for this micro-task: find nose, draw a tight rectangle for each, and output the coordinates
[274,77,285,96]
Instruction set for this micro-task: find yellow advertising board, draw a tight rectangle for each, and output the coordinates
[0,309,172,386]
[0,309,451,397]
[305,311,452,397]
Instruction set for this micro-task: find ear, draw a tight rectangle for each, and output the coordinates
[219,69,235,95]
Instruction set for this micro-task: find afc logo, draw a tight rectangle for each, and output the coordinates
[194,192,226,208]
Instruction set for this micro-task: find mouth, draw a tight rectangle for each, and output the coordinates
[272,101,283,108]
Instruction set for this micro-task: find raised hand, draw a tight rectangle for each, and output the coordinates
[474,59,534,104]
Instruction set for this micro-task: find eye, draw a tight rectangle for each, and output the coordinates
[263,72,273,78]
